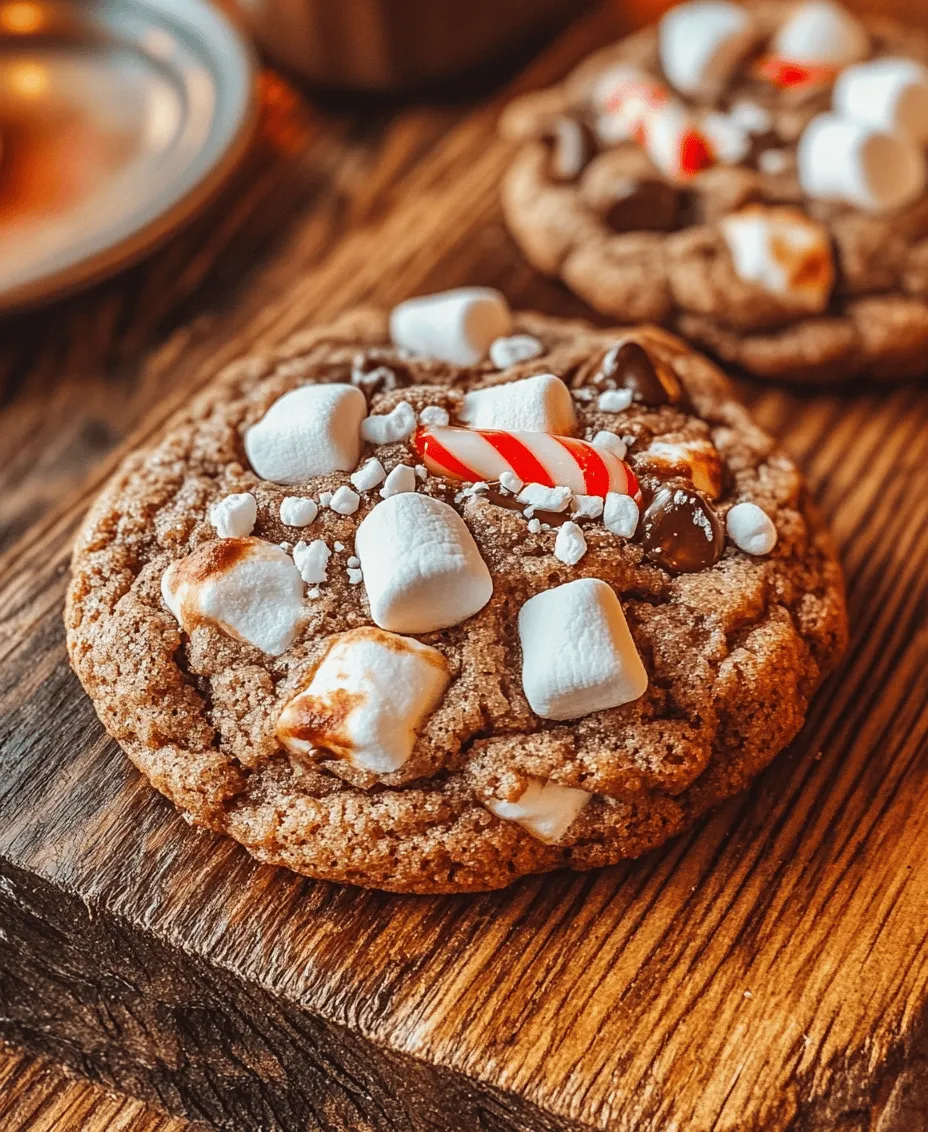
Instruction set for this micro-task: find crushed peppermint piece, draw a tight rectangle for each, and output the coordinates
[572,494,604,520]
[554,521,587,565]
[572,387,595,402]
[380,464,418,498]
[758,148,790,176]
[346,555,360,569]
[361,401,417,444]
[604,493,639,539]
[307,586,322,599]
[499,470,524,494]
[415,464,428,481]
[347,567,364,585]
[208,492,257,539]
[279,496,319,527]
[527,518,542,534]
[330,486,360,515]
[591,431,627,460]
[419,405,450,427]
[517,483,572,513]
[334,541,345,552]
[293,539,331,584]
[726,502,778,555]
[598,388,634,413]
[488,334,543,369]
[350,458,387,491]
[319,491,333,508]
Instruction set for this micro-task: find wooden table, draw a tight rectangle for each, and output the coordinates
[1,5,927,1131]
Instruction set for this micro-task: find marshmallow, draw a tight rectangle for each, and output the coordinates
[485,779,591,844]
[604,493,639,539]
[721,206,833,311]
[460,373,576,434]
[329,485,360,515]
[592,431,627,460]
[161,538,304,656]
[726,501,778,555]
[797,113,926,213]
[361,401,417,445]
[489,334,544,369]
[379,464,417,498]
[640,438,724,498]
[279,496,318,527]
[518,578,648,720]
[419,405,450,427]
[517,483,573,513]
[833,57,928,143]
[277,627,450,775]
[350,458,386,491]
[390,288,512,366]
[208,493,256,538]
[659,1,757,99]
[598,389,634,413]
[772,1,868,68]
[293,538,331,584]
[355,493,493,633]
[245,384,365,485]
[554,521,588,565]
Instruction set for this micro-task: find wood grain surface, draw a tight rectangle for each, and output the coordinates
[1,4,927,1130]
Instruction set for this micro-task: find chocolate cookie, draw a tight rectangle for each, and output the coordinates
[500,0,928,383]
[66,291,848,893]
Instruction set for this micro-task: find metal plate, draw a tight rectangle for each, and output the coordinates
[0,0,257,311]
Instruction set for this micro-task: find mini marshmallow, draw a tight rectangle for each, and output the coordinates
[517,483,573,513]
[361,401,417,445]
[329,486,360,515]
[489,334,544,369]
[485,779,591,844]
[498,470,524,494]
[245,384,366,485]
[726,501,778,555]
[208,493,257,539]
[721,206,834,311]
[293,538,331,584]
[419,405,450,427]
[796,113,926,213]
[659,1,757,99]
[554,522,588,565]
[390,288,512,366]
[460,374,576,435]
[833,57,928,143]
[772,1,868,68]
[592,431,628,460]
[276,627,450,775]
[380,464,417,498]
[571,494,604,520]
[355,493,493,633]
[518,577,648,720]
[161,538,304,656]
[350,458,386,492]
[598,389,634,413]
[279,496,318,527]
[604,493,640,539]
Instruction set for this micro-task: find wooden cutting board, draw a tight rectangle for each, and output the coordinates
[1,6,927,1131]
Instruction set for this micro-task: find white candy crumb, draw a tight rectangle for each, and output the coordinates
[208,493,257,538]
[307,587,322,599]
[499,470,524,494]
[329,486,360,516]
[517,483,572,513]
[293,539,331,584]
[319,491,333,508]
[415,464,428,481]
[346,555,360,568]
[350,457,386,491]
[591,431,627,460]
[554,521,587,565]
[572,494,604,520]
[488,334,543,369]
[279,541,292,552]
[603,493,639,539]
[527,518,542,534]
[598,389,634,413]
[572,387,595,402]
[334,541,345,552]
[726,502,778,555]
[279,496,318,528]
[380,464,417,498]
[758,148,790,176]
[347,567,364,585]
[419,405,450,427]
[730,100,772,135]
[361,401,416,444]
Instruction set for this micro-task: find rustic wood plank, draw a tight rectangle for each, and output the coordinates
[1,3,927,1130]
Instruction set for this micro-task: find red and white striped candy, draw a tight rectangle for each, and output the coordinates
[413,425,639,499]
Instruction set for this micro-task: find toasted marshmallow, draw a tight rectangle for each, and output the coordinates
[639,438,724,498]
[659,1,757,99]
[772,1,868,68]
[390,288,512,366]
[276,627,450,775]
[460,373,576,434]
[485,779,591,844]
[244,384,366,485]
[726,501,778,555]
[797,113,926,213]
[161,538,304,656]
[833,57,928,143]
[208,492,257,538]
[518,577,648,720]
[355,493,493,633]
[722,206,834,311]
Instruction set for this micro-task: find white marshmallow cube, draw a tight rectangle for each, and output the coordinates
[460,373,576,434]
[659,1,757,99]
[833,57,928,143]
[485,779,591,844]
[355,493,493,633]
[518,577,648,720]
[276,627,450,775]
[721,206,833,311]
[208,493,257,539]
[244,384,366,485]
[772,1,868,68]
[390,288,512,366]
[726,501,778,555]
[161,538,305,656]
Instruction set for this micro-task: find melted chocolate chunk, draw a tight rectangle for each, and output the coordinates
[543,116,596,182]
[638,484,723,573]
[605,179,680,233]
[603,342,683,407]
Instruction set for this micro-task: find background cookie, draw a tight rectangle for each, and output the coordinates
[66,296,848,892]
[500,0,928,384]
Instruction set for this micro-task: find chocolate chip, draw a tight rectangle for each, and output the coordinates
[543,117,596,182]
[605,179,680,233]
[603,342,682,407]
[638,484,723,573]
